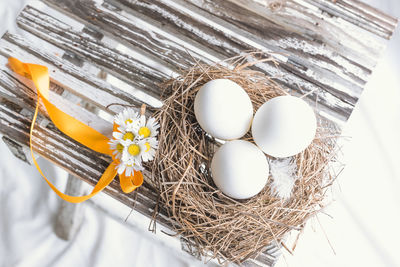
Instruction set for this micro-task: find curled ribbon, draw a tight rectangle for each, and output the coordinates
[8,58,143,203]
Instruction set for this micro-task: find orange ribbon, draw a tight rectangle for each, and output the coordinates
[8,58,143,203]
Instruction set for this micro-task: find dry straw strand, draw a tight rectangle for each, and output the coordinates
[148,52,340,264]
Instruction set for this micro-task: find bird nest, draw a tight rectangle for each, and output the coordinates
[149,54,339,264]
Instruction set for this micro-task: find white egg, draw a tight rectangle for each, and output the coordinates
[211,140,270,199]
[252,95,317,158]
[194,79,253,140]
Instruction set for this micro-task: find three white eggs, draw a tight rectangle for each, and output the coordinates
[194,79,317,199]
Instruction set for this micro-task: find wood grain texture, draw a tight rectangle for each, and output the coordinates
[107,0,371,122]
[0,0,397,265]
[0,64,112,136]
[17,5,168,99]
[2,136,30,164]
[0,32,161,118]
[227,0,392,66]
[41,0,368,123]
[306,0,397,39]
[0,32,151,114]
[42,0,218,71]
[54,174,85,241]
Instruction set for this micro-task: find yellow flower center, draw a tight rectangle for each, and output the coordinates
[125,118,133,124]
[138,127,151,138]
[145,142,150,152]
[116,143,124,153]
[123,132,135,141]
[128,144,140,156]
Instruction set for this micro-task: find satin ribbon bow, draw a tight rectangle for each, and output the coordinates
[8,58,143,203]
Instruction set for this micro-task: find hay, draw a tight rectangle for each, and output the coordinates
[149,53,339,264]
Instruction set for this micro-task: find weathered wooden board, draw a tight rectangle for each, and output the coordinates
[0,0,397,266]
[44,0,362,123]
[17,5,168,99]
[0,32,152,113]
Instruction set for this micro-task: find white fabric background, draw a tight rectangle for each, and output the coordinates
[0,1,399,267]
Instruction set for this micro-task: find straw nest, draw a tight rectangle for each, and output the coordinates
[149,54,339,264]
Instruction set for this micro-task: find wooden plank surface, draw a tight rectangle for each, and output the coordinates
[0,32,151,113]
[17,5,168,99]
[42,0,369,123]
[50,0,354,121]
[0,0,397,265]
[43,0,218,71]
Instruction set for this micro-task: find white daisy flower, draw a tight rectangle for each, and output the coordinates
[137,115,159,139]
[112,129,138,143]
[114,108,140,131]
[140,137,158,162]
[120,139,147,164]
[109,138,124,160]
